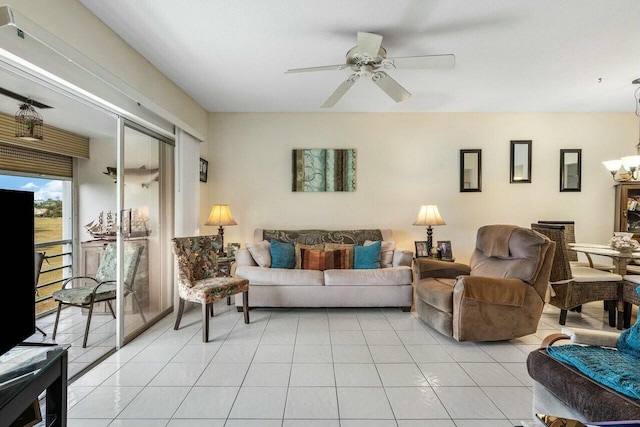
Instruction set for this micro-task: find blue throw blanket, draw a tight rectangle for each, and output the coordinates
[546,286,640,400]
[618,287,640,358]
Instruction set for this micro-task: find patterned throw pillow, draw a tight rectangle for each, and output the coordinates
[270,240,295,269]
[300,248,348,271]
[295,243,325,269]
[324,243,354,268]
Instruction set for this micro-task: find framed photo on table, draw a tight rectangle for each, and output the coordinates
[227,242,240,257]
[437,240,453,259]
[415,241,429,257]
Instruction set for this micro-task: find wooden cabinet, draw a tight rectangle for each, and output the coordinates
[614,183,640,239]
[80,238,149,313]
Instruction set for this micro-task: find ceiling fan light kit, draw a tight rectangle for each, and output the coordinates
[286,31,455,108]
[602,78,640,182]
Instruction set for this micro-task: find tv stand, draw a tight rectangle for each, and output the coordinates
[0,344,68,427]
[18,342,59,347]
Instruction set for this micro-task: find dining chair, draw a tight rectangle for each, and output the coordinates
[52,241,146,348]
[171,235,250,342]
[531,223,621,326]
[537,220,614,272]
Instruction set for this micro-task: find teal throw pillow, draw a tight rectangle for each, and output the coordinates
[354,240,381,269]
[270,240,295,269]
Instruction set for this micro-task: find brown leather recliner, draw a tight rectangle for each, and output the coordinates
[413,224,555,342]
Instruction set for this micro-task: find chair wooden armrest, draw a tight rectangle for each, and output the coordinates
[540,333,571,348]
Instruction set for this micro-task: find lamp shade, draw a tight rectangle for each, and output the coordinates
[413,205,446,227]
[621,155,640,170]
[602,159,623,172]
[205,204,237,227]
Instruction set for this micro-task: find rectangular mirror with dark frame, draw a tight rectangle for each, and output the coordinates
[460,149,482,192]
[560,149,581,192]
[510,140,532,183]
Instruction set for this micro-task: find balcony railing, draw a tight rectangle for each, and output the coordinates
[35,239,73,317]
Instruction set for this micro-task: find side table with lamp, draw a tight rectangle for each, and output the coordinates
[205,204,238,304]
[413,204,446,256]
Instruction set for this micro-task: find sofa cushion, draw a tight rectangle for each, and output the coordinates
[365,240,395,268]
[470,226,547,284]
[301,248,348,271]
[324,243,354,268]
[270,240,295,269]
[324,266,412,286]
[262,229,384,245]
[295,243,325,269]
[392,249,414,267]
[246,240,271,267]
[415,277,456,314]
[354,241,381,269]
[235,265,324,286]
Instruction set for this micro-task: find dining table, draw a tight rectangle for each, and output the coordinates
[569,242,639,329]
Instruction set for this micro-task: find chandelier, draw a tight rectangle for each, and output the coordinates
[602,78,640,181]
[15,101,43,141]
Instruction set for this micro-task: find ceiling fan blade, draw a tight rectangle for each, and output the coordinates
[286,64,349,74]
[371,71,411,103]
[357,32,383,57]
[385,54,456,70]
[321,75,358,108]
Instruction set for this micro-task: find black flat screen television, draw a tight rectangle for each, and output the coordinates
[0,189,35,355]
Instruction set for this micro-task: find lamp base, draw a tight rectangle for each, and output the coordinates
[426,226,434,257]
[218,225,226,257]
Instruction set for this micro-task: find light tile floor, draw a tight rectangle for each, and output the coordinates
[39,300,623,426]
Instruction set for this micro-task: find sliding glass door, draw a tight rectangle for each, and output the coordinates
[117,119,174,347]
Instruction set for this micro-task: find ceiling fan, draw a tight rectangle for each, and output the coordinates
[286,31,455,108]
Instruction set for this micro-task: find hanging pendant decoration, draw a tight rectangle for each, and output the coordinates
[15,102,43,141]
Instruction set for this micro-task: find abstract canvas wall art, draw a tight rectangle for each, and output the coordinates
[292,149,356,192]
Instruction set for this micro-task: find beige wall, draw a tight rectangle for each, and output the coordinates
[207,112,635,263]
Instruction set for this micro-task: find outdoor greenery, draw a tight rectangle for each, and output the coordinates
[35,199,63,217]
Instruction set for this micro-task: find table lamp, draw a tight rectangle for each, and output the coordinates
[205,204,237,257]
[413,204,446,256]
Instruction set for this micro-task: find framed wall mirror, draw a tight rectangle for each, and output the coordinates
[460,149,482,192]
[510,140,532,183]
[560,149,581,192]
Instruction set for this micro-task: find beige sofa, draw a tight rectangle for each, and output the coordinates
[233,229,413,309]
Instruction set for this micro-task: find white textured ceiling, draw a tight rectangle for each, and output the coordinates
[76,0,639,113]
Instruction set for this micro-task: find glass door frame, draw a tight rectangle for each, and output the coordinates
[116,117,175,349]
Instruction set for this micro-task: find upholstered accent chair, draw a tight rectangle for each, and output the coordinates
[52,242,146,348]
[531,223,622,326]
[171,235,250,342]
[413,224,555,342]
